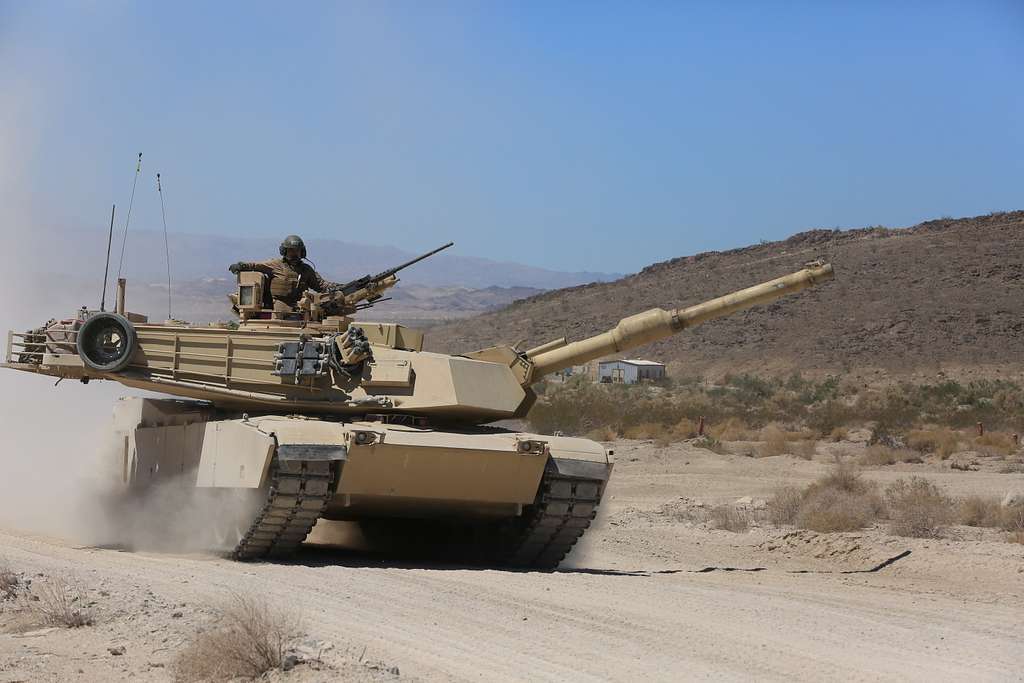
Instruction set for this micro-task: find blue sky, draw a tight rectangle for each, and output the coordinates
[1,1,1021,273]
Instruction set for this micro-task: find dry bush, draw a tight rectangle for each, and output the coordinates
[906,427,960,459]
[768,486,804,526]
[757,424,815,457]
[792,440,817,460]
[796,490,881,533]
[620,418,699,446]
[828,427,850,442]
[621,422,666,441]
[173,593,300,682]
[1004,504,1024,543]
[708,505,749,532]
[0,564,18,601]
[584,426,617,442]
[885,478,955,538]
[758,425,789,457]
[671,417,699,440]
[973,432,1017,457]
[858,445,923,467]
[692,435,728,455]
[957,496,1003,527]
[794,465,885,532]
[27,575,93,628]
[708,417,753,441]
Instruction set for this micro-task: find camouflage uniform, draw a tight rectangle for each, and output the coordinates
[232,258,333,308]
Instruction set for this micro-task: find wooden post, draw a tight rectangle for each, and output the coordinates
[976,422,984,437]
[698,416,705,437]
[1013,433,1020,447]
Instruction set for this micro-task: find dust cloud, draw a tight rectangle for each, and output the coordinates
[0,244,132,544]
[0,285,263,552]
[0,219,259,553]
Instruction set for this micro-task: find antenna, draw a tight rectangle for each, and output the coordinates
[115,152,142,280]
[100,204,116,311]
[157,172,172,321]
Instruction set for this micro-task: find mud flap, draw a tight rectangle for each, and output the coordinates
[550,457,612,482]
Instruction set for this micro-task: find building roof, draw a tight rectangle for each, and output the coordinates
[598,359,665,367]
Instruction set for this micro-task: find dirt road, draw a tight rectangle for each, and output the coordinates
[2,441,1022,681]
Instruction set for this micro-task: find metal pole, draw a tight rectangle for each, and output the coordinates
[100,204,116,311]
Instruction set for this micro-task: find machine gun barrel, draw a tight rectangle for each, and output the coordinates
[527,262,834,380]
[335,241,454,296]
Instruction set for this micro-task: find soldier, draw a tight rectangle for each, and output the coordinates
[229,235,337,308]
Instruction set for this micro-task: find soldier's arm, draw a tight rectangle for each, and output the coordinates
[229,260,276,275]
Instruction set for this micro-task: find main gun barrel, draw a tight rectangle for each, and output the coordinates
[527,262,834,380]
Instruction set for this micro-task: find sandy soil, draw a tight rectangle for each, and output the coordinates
[1,440,1022,682]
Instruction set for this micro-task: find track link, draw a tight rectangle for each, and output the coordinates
[232,459,335,560]
[500,466,605,569]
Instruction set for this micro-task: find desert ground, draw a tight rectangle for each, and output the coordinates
[1,439,1021,682]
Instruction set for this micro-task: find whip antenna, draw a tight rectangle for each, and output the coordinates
[100,203,116,311]
[115,152,142,279]
[157,172,173,320]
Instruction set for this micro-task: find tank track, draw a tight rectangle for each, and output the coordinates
[231,459,336,560]
[497,466,604,569]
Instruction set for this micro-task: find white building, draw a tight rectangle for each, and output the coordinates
[597,359,666,384]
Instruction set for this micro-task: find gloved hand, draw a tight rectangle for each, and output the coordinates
[228,262,244,275]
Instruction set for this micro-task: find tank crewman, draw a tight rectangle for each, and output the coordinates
[228,235,338,308]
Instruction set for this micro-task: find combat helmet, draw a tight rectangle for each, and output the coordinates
[279,234,307,259]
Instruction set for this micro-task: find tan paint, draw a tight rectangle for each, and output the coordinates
[195,420,275,488]
[336,425,549,504]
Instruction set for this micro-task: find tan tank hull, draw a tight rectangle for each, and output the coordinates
[113,397,610,566]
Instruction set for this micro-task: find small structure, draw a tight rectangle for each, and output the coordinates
[597,359,666,384]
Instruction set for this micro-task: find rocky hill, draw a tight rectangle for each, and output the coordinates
[425,212,1024,379]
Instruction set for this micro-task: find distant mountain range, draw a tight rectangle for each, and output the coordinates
[21,227,615,325]
[37,227,620,290]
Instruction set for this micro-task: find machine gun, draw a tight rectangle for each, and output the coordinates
[313,241,454,317]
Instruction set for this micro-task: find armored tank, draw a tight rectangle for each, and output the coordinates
[3,247,833,567]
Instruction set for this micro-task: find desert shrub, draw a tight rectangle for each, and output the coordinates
[758,425,788,457]
[692,435,728,455]
[756,424,817,458]
[796,489,881,533]
[622,422,668,441]
[957,496,1003,527]
[806,399,856,436]
[768,486,803,525]
[859,445,923,467]
[708,505,749,533]
[708,417,753,441]
[584,426,617,442]
[173,594,300,682]
[792,440,817,460]
[885,478,955,538]
[28,575,93,628]
[973,432,1017,457]
[1003,505,1024,543]
[0,564,18,601]
[794,465,885,532]
[671,417,699,440]
[906,427,960,459]
[828,427,850,442]
[528,374,1024,443]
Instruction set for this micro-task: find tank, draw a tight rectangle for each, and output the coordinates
[2,249,833,567]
